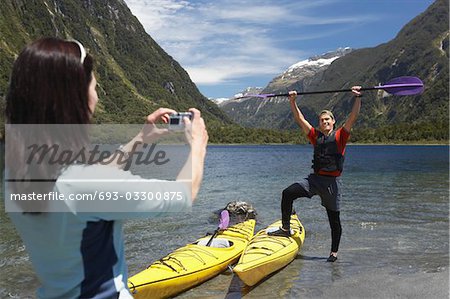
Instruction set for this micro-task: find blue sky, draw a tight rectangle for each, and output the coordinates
[124,0,435,99]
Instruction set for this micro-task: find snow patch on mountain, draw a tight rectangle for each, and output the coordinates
[286,56,340,72]
[279,47,352,81]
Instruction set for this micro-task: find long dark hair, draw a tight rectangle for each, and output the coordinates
[6,37,94,124]
[5,38,95,212]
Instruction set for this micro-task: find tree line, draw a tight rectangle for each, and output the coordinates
[206,121,449,144]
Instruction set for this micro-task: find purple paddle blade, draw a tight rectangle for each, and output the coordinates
[374,76,424,96]
[219,210,230,230]
[205,209,230,246]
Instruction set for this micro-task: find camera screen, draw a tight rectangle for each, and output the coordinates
[169,117,180,125]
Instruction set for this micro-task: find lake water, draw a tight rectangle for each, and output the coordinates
[1,145,449,298]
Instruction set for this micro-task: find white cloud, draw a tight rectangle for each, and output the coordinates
[124,0,192,31]
[124,0,378,88]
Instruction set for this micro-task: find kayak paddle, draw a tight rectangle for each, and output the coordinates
[206,209,230,246]
[234,76,424,99]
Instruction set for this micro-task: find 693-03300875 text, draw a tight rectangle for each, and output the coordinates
[9,191,186,201]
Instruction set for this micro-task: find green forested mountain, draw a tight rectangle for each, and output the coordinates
[0,0,231,129]
[221,0,449,143]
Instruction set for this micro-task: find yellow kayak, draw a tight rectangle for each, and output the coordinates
[128,219,256,298]
[233,214,305,286]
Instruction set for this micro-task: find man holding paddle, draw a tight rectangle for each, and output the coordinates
[269,86,362,263]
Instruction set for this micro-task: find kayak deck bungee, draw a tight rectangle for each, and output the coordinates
[128,219,256,299]
[233,214,305,286]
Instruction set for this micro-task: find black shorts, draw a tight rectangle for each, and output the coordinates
[297,174,342,211]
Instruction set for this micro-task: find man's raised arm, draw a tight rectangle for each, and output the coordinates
[343,86,362,132]
[289,91,312,135]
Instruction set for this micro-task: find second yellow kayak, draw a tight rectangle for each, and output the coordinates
[233,214,305,286]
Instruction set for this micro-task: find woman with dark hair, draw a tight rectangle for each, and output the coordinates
[5,37,208,298]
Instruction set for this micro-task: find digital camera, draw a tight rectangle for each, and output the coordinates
[169,112,193,130]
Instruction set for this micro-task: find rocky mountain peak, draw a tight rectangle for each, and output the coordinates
[269,47,353,88]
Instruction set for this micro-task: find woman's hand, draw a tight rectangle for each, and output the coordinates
[183,108,208,149]
[176,108,208,201]
[139,107,177,143]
